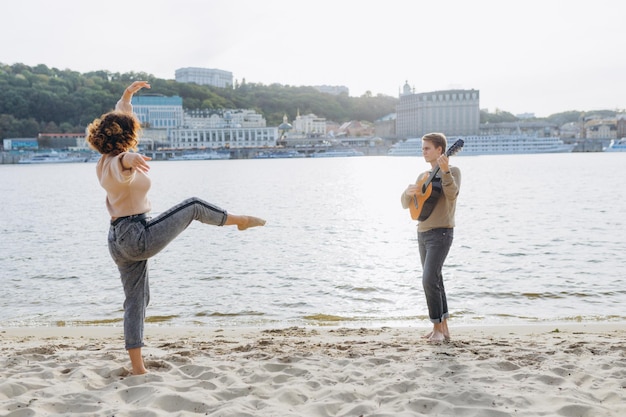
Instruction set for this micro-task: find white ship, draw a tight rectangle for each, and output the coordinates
[254,150,305,159]
[169,151,230,161]
[18,151,88,164]
[310,148,364,158]
[604,138,626,152]
[388,135,575,156]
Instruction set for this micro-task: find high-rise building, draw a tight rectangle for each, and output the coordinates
[396,81,480,138]
[131,95,184,128]
[175,67,233,88]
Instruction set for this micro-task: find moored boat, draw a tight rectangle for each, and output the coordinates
[604,138,626,152]
[18,151,88,164]
[310,148,364,158]
[254,150,305,159]
[388,135,575,156]
[169,151,230,160]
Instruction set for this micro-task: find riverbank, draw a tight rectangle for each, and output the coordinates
[2,323,625,416]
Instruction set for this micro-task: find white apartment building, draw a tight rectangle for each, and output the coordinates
[292,112,326,137]
[131,96,184,128]
[183,109,267,129]
[175,67,233,88]
[169,127,279,149]
[130,92,278,149]
[129,95,275,148]
[396,82,480,138]
[585,120,617,140]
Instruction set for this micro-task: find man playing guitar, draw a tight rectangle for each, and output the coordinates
[401,132,462,342]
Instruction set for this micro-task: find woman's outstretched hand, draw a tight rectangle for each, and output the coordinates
[126,81,151,94]
[122,152,152,173]
[121,81,151,102]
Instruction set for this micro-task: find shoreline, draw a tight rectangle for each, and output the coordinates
[2,321,626,341]
[2,323,625,416]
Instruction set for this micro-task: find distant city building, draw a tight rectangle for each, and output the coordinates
[617,114,626,138]
[175,67,233,88]
[292,111,326,137]
[479,121,559,137]
[559,122,581,139]
[374,113,396,139]
[168,126,278,149]
[139,129,169,150]
[313,85,349,95]
[38,133,86,149]
[3,138,38,151]
[131,95,184,129]
[337,120,375,137]
[396,81,480,138]
[585,119,617,140]
[183,109,266,129]
[325,121,341,138]
[127,94,276,149]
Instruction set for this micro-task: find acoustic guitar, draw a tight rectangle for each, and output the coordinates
[408,139,464,221]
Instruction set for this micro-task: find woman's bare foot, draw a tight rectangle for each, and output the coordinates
[237,216,266,230]
[131,367,148,375]
[422,331,433,339]
[225,214,266,230]
[128,347,148,375]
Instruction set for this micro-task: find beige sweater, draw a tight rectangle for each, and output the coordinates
[96,98,152,219]
[401,166,461,232]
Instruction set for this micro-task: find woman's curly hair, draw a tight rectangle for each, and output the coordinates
[87,112,141,155]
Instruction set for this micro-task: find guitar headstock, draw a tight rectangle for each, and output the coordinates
[446,139,464,157]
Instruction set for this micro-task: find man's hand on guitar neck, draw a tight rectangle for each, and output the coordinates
[437,154,450,173]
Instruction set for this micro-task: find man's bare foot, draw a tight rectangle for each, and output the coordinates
[237,216,266,230]
[442,320,451,340]
[427,330,447,343]
[422,330,450,341]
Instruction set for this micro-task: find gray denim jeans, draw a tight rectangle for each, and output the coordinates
[418,228,454,323]
[107,197,227,349]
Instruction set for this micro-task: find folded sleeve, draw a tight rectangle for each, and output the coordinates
[115,98,133,114]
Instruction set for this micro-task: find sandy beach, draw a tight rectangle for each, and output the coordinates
[1,323,625,417]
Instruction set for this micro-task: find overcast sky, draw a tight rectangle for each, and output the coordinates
[2,0,624,117]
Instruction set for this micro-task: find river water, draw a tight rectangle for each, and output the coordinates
[1,152,624,328]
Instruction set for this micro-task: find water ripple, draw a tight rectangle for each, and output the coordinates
[1,153,625,327]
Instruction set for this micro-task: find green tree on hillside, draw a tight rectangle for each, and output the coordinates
[0,62,400,138]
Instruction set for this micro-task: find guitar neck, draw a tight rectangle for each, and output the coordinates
[421,165,441,193]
